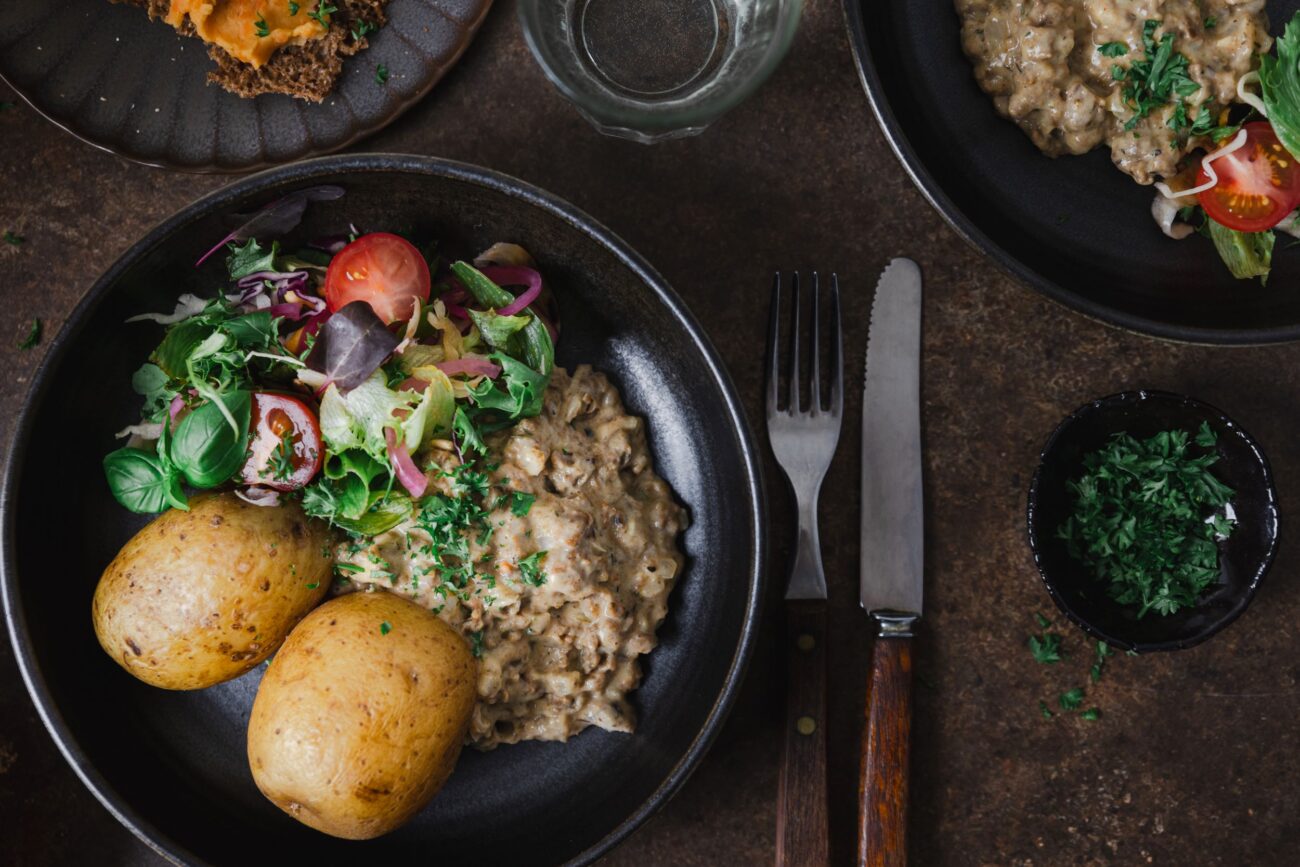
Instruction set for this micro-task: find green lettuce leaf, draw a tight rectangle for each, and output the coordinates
[1206,219,1275,282]
[1260,11,1300,160]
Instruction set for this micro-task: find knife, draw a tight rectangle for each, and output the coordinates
[857,258,923,867]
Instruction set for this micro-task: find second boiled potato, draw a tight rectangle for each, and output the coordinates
[247,590,477,840]
[92,493,333,690]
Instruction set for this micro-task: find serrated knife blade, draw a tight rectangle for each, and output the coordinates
[860,258,923,617]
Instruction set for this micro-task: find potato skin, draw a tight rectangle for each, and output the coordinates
[92,493,333,690]
[247,591,477,840]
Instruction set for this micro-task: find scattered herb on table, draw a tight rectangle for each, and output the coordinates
[1059,687,1085,711]
[1039,700,1054,719]
[4,230,23,245]
[1057,423,1234,617]
[1081,707,1102,721]
[1029,631,1064,664]
[375,64,389,85]
[1090,640,1114,683]
[1035,612,1052,629]
[18,318,41,350]
[0,102,13,111]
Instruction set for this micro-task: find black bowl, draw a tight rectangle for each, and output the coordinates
[0,156,766,865]
[844,0,1300,343]
[1027,391,1279,652]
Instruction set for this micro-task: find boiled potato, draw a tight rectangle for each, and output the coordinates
[92,492,332,690]
[247,590,477,840]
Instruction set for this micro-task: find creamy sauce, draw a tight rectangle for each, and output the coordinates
[336,366,687,750]
[955,0,1271,183]
[165,0,328,68]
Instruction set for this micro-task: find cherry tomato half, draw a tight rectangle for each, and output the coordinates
[1197,122,1300,233]
[240,393,323,491]
[323,232,431,324]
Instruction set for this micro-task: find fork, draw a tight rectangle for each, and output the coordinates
[767,272,842,867]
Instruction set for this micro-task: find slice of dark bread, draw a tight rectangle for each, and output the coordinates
[114,0,388,102]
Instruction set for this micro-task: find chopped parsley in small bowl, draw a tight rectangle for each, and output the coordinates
[1027,391,1279,653]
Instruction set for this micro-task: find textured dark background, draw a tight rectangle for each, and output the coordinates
[4,1,1300,865]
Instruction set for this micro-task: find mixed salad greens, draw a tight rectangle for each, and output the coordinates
[104,188,557,538]
[1155,11,1300,282]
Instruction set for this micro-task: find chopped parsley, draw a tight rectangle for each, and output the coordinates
[1098,41,1128,58]
[1029,632,1064,664]
[305,582,319,590]
[1058,688,1085,711]
[1038,700,1054,719]
[18,318,41,350]
[351,19,376,40]
[1081,707,1102,721]
[4,230,23,245]
[518,550,548,587]
[269,430,296,481]
[1057,424,1234,617]
[289,0,299,13]
[469,629,485,658]
[335,562,364,574]
[1204,16,1217,30]
[510,491,536,517]
[254,14,269,37]
[1112,20,1205,133]
[308,1,336,28]
[375,64,389,85]
[380,620,392,635]
[1034,612,1051,629]
[0,102,13,111]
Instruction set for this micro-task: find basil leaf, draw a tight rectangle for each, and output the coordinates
[170,390,252,488]
[1205,219,1274,282]
[103,448,186,514]
[152,319,215,379]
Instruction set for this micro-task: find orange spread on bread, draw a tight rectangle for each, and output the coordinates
[164,0,328,69]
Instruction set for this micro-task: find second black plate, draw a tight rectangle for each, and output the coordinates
[845,0,1300,344]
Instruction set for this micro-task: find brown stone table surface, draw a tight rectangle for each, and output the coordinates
[4,2,1300,865]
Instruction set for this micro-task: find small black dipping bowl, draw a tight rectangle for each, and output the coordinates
[1027,391,1280,653]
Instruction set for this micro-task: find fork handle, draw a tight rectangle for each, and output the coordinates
[777,599,829,867]
[857,613,916,867]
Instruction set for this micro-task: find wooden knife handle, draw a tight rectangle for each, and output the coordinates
[857,614,916,867]
[776,599,829,867]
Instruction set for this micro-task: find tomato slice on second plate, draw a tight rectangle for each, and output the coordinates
[1198,122,1300,233]
[324,232,431,324]
[241,393,323,491]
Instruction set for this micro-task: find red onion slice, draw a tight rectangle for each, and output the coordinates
[385,428,428,498]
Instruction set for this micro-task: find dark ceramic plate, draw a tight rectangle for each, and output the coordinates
[0,155,765,864]
[1027,391,1279,652]
[845,0,1300,344]
[0,0,492,172]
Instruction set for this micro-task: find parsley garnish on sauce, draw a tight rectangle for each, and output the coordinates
[518,551,548,587]
[1098,41,1128,58]
[1057,424,1233,617]
[1112,20,1205,133]
[510,491,536,517]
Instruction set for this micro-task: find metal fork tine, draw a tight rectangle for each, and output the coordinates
[787,272,801,413]
[766,273,782,415]
[810,272,821,414]
[830,273,843,417]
